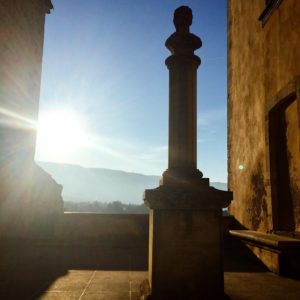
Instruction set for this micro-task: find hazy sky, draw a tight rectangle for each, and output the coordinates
[35,0,228,182]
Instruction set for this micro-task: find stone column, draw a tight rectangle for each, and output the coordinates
[143,6,232,300]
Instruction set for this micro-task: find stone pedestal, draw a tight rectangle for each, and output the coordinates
[144,179,231,299]
[149,210,223,298]
[142,6,232,300]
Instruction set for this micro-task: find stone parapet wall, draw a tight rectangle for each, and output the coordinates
[53,213,149,245]
[0,213,234,241]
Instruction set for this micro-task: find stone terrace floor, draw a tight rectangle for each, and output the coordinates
[1,238,300,299]
[35,269,300,300]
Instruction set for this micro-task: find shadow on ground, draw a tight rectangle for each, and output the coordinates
[224,235,268,273]
[1,235,300,299]
[0,239,148,299]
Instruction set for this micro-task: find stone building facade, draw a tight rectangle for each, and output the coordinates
[228,0,300,235]
[0,0,63,237]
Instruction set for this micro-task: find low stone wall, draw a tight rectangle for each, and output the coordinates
[54,213,232,242]
[53,212,149,246]
[0,213,233,272]
[0,212,232,241]
[0,213,150,271]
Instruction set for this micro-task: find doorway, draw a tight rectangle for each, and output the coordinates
[269,95,299,233]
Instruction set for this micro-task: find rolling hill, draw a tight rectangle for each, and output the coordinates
[37,161,227,204]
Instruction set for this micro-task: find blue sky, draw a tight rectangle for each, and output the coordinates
[35,0,228,182]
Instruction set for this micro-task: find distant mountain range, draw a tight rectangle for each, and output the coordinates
[37,161,227,205]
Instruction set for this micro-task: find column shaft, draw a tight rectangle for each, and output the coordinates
[166,55,200,171]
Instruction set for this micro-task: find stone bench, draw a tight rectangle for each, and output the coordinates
[229,230,300,276]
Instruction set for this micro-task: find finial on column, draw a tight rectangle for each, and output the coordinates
[166,6,202,55]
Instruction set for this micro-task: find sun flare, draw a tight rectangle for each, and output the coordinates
[36,110,87,160]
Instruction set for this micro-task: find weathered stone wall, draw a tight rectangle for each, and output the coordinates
[228,0,300,232]
[0,0,50,160]
[0,1,63,235]
[54,213,149,244]
[0,162,63,237]
[0,212,149,243]
[0,212,233,241]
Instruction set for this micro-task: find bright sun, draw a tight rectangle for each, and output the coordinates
[36,110,87,160]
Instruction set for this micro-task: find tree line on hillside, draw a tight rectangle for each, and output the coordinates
[64,200,149,214]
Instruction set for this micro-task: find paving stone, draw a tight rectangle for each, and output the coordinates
[92,271,129,282]
[81,291,130,300]
[225,272,300,300]
[38,291,82,299]
[47,278,90,292]
[86,281,130,293]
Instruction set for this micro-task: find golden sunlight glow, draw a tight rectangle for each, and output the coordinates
[36,110,87,159]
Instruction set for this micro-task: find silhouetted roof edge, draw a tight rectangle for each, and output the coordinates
[44,0,54,14]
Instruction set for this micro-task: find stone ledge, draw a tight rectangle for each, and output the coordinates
[229,230,300,276]
[229,230,300,250]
